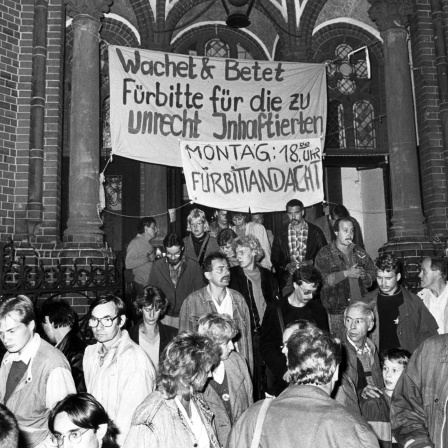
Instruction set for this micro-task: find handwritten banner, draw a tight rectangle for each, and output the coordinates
[181,139,323,212]
[108,46,327,170]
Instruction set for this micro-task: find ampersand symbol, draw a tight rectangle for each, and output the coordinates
[201,58,215,80]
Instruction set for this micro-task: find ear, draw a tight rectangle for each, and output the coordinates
[204,271,212,281]
[301,209,305,218]
[96,423,107,441]
[367,320,374,332]
[396,272,401,282]
[293,282,299,290]
[118,315,126,329]
[28,320,36,333]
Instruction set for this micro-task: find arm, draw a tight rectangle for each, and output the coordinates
[125,239,153,270]
[46,367,77,409]
[417,300,439,345]
[123,423,159,448]
[178,297,193,333]
[271,234,287,271]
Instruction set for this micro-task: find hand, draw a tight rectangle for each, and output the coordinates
[361,385,383,399]
[286,263,295,274]
[345,264,361,279]
[146,252,155,262]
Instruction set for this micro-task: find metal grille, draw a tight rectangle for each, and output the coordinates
[205,39,230,58]
[353,100,376,149]
[105,176,122,211]
[325,100,346,148]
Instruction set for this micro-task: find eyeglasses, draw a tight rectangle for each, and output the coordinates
[166,251,182,258]
[299,285,316,296]
[88,315,120,328]
[50,428,90,446]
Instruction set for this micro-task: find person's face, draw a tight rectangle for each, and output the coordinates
[382,359,405,393]
[0,312,35,355]
[145,222,158,239]
[90,302,123,345]
[219,339,234,360]
[190,217,205,238]
[376,269,400,295]
[281,327,296,364]
[205,259,230,288]
[252,214,264,225]
[293,281,318,304]
[166,245,184,266]
[287,206,304,225]
[217,210,228,227]
[220,242,235,258]
[335,220,354,247]
[232,214,246,228]
[42,316,57,344]
[52,412,105,448]
[419,258,439,289]
[235,245,255,269]
[344,307,373,347]
[142,305,161,326]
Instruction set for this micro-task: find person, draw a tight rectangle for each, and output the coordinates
[83,295,156,446]
[361,348,411,448]
[123,332,221,448]
[272,199,327,289]
[148,233,205,329]
[315,216,375,339]
[198,313,253,446]
[230,210,272,270]
[361,253,438,353]
[125,217,158,294]
[251,213,274,247]
[209,209,230,238]
[391,334,448,448]
[417,256,448,334]
[0,295,76,448]
[129,285,177,370]
[183,208,220,266]
[179,252,253,374]
[0,403,19,448]
[341,302,384,398]
[227,324,379,448]
[260,265,328,395]
[217,228,239,267]
[48,393,119,448]
[39,298,86,392]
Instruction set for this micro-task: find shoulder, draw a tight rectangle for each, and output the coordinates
[362,289,378,302]
[227,351,248,369]
[184,258,202,272]
[159,322,177,339]
[152,258,167,271]
[131,390,168,426]
[37,339,71,369]
[185,286,206,301]
[307,221,324,234]
[228,288,248,304]
[402,288,426,309]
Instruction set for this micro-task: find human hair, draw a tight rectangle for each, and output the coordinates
[217,228,237,246]
[285,319,318,332]
[89,295,126,319]
[332,216,354,233]
[343,301,375,325]
[427,257,448,280]
[202,252,228,274]
[137,217,156,234]
[287,326,341,386]
[0,295,35,325]
[381,347,411,367]
[158,332,221,399]
[286,199,303,210]
[49,393,119,448]
[39,298,77,329]
[292,265,322,288]
[233,235,264,261]
[375,253,401,275]
[228,210,248,224]
[163,233,185,250]
[197,313,238,344]
[331,204,350,220]
[186,209,210,232]
[0,403,18,448]
[134,286,169,316]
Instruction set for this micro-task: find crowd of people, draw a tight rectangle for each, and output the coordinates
[0,199,447,447]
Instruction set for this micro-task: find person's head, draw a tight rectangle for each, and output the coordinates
[419,257,447,289]
[286,199,304,225]
[0,295,36,355]
[230,211,248,228]
[291,265,322,305]
[198,313,238,360]
[251,213,264,225]
[163,233,185,266]
[281,320,319,361]
[287,325,341,389]
[0,403,19,448]
[217,228,237,259]
[88,296,126,346]
[158,332,221,399]
[375,254,401,295]
[330,204,350,223]
[137,217,157,239]
[39,299,78,344]
[344,302,375,348]
[134,286,169,326]
[203,253,231,288]
[214,210,228,227]
[381,348,410,396]
[186,209,210,238]
[234,235,264,269]
[49,393,119,448]
[333,217,354,248]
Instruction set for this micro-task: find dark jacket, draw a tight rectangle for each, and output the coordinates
[58,329,86,393]
[271,221,327,287]
[361,287,438,353]
[183,233,220,265]
[148,257,205,317]
[128,321,177,356]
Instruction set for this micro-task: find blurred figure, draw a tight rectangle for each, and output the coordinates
[129,286,177,370]
[217,228,239,267]
[198,313,253,446]
[39,298,86,392]
[49,393,119,448]
[0,403,19,448]
[251,213,274,247]
[124,333,221,448]
[184,209,220,266]
[125,217,158,294]
[210,209,230,238]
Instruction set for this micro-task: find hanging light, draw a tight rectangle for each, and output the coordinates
[221,0,256,29]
